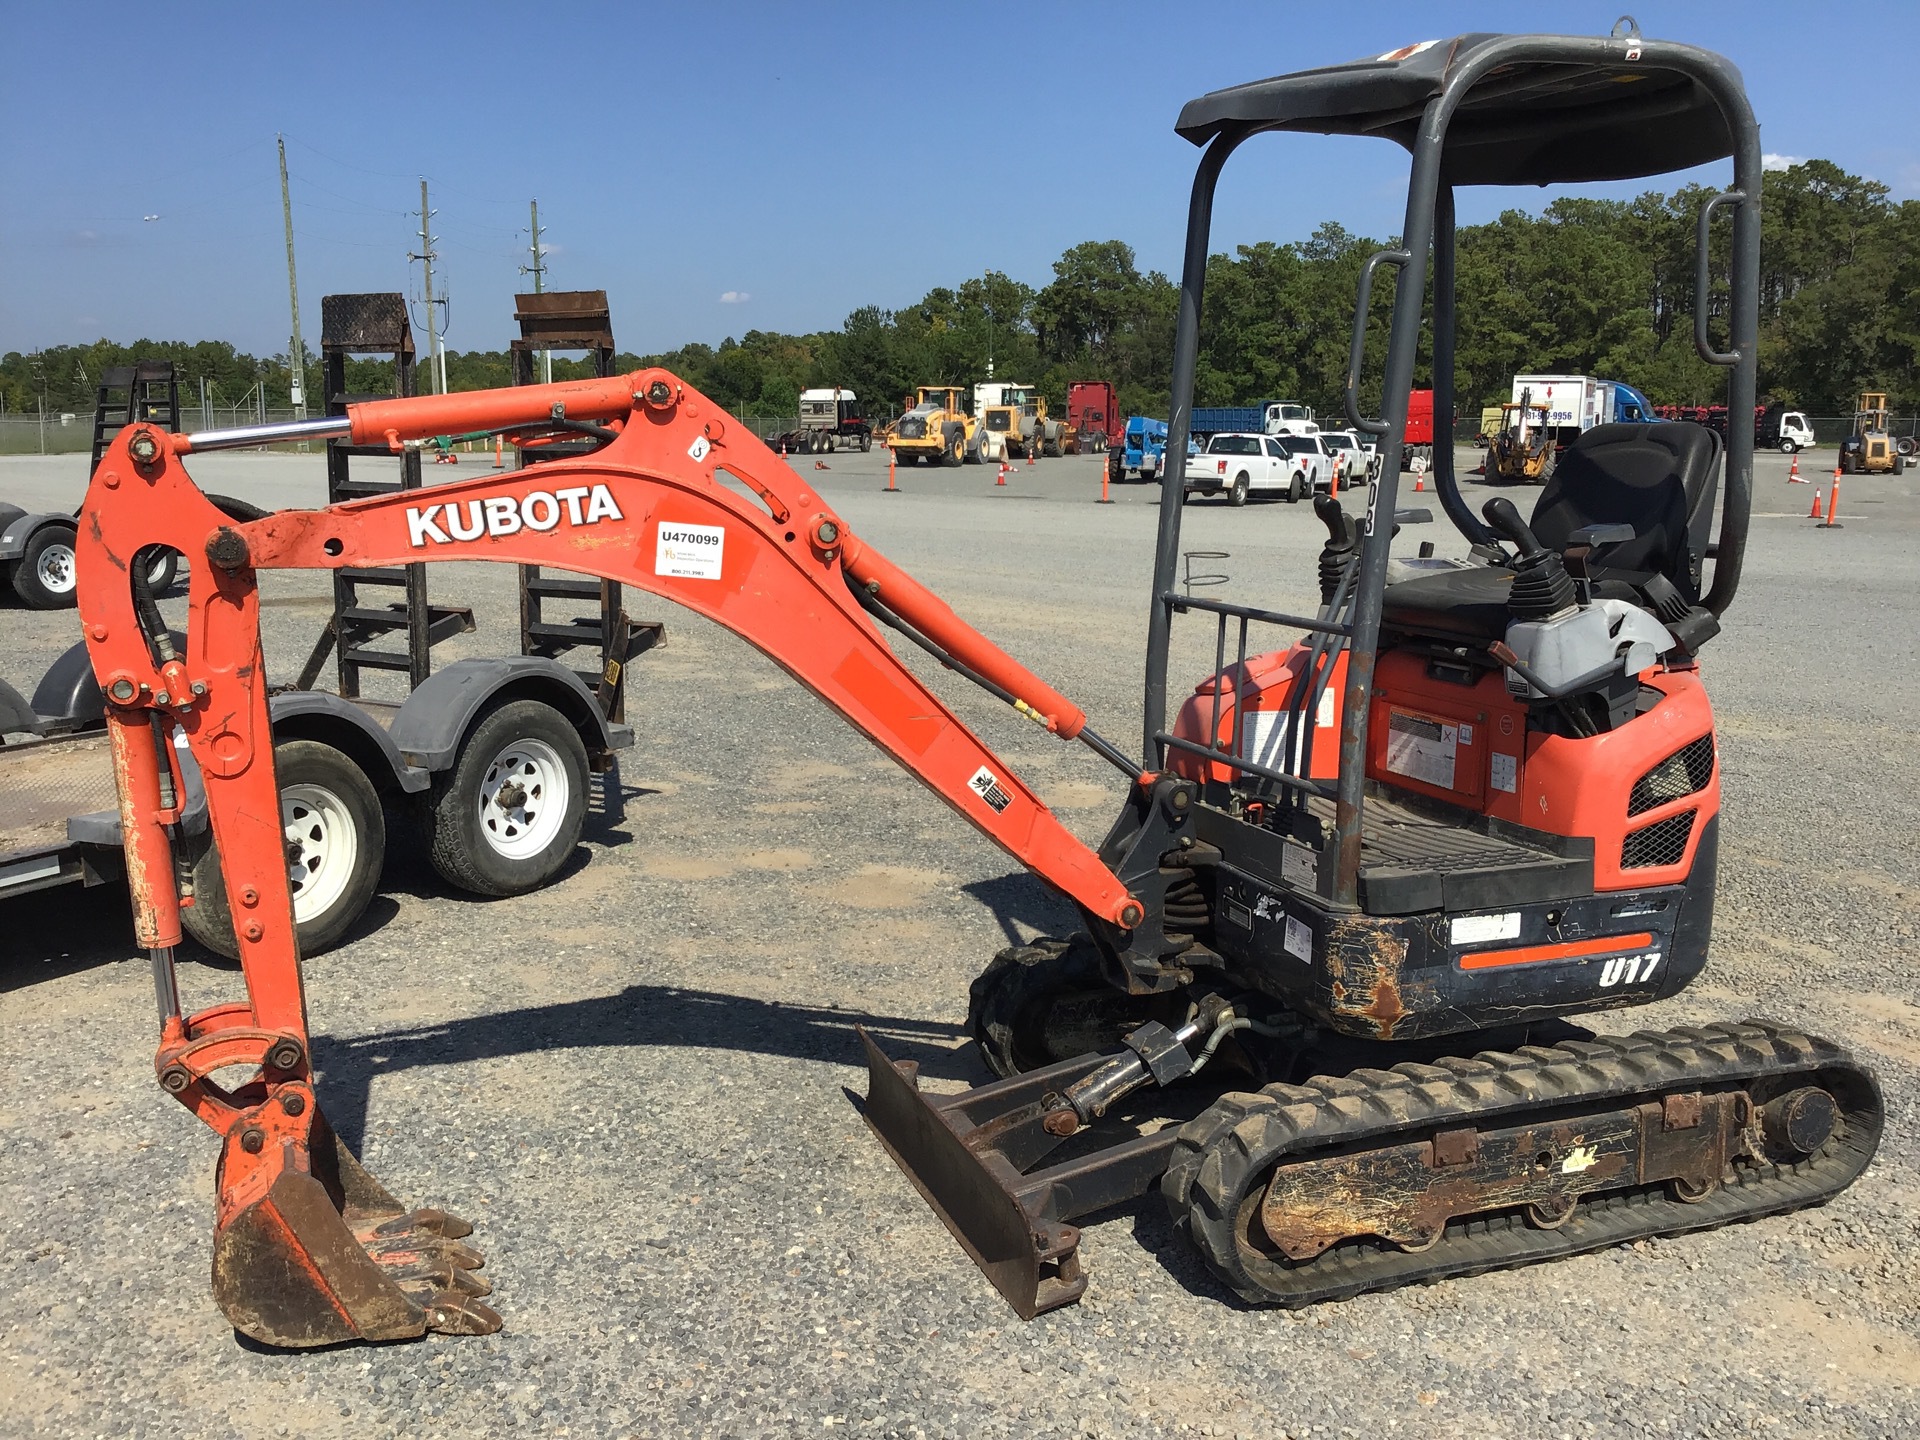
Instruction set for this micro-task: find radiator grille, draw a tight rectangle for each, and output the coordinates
[1622,810,1696,869]
[1628,735,1715,817]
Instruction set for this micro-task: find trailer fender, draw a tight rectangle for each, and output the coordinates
[0,507,73,564]
[268,691,431,795]
[385,657,630,775]
[31,633,188,730]
[0,676,39,737]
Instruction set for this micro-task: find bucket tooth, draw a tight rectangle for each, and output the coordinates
[208,1108,500,1348]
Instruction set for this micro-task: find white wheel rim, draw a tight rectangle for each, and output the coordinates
[475,736,569,860]
[37,542,76,594]
[282,783,358,923]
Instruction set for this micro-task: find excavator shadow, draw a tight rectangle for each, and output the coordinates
[310,983,973,1152]
[961,871,1079,948]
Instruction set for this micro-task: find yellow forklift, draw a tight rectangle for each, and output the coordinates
[1839,392,1906,475]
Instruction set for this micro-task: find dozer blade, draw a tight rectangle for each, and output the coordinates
[212,1109,500,1348]
[859,1027,1181,1319]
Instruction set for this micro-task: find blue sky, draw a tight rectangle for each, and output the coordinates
[4,1,1916,358]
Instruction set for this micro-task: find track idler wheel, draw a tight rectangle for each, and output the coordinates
[211,1107,500,1347]
[967,935,1184,1079]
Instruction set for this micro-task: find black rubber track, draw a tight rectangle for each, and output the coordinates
[1164,1020,1882,1307]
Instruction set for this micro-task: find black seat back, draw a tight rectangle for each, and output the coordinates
[1529,421,1720,600]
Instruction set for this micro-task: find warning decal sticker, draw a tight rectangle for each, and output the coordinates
[968,766,1013,814]
[1383,710,1457,790]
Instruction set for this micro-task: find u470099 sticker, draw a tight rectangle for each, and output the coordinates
[655,521,726,580]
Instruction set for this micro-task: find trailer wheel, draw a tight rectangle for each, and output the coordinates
[138,545,181,596]
[181,739,386,959]
[12,523,80,609]
[427,699,589,897]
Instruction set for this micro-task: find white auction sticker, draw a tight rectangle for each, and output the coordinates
[1284,915,1314,963]
[655,522,726,580]
[1450,911,1522,946]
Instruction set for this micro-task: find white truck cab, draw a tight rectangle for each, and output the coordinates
[1262,402,1320,437]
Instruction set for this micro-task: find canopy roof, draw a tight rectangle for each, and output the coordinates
[1174,34,1740,186]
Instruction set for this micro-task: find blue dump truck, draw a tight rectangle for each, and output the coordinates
[1109,416,1170,481]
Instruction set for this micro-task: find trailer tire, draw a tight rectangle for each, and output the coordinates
[12,523,80,609]
[181,739,386,960]
[426,698,589,897]
[138,545,181,596]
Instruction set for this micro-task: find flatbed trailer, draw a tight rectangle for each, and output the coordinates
[2,644,631,954]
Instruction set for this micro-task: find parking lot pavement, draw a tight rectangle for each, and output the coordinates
[3,442,1918,1439]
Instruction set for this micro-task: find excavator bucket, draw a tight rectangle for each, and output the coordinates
[211,1108,500,1348]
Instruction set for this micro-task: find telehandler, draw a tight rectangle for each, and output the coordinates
[79,26,1878,1347]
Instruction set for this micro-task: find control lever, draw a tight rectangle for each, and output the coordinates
[1314,493,1359,605]
[1314,492,1355,546]
[1482,497,1546,558]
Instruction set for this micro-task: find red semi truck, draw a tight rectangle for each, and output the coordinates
[1399,388,1435,470]
[1067,381,1118,454]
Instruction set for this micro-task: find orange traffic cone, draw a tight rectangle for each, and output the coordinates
[1414,470,1425,492]
[1787,450,1803,482]
[996,463,1007,487]
[1809,486,1824,519]
[1820,468,1843,529]
[1026,445,1035,468]
[814,459,829,471]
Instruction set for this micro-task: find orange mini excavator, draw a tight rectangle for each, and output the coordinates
[81,27,1878,1346]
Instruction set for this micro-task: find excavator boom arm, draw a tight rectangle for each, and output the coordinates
[86,370,1141,1044]
[74,369,1144,1347]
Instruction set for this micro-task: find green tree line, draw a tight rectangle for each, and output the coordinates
[6,160,1913,426]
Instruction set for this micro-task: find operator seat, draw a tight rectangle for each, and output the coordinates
[1380,421,1722,643]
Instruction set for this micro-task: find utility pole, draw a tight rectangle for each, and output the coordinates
[277,135,308,420]
[411,179,447,395]
[521,199,550,383]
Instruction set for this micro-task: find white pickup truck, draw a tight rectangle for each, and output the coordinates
[1321,429,1377,486]
[1186,432,1334,505]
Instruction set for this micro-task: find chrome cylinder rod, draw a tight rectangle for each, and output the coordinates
[182,415,351,453]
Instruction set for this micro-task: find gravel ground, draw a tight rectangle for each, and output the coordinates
[2,442,1916,1439]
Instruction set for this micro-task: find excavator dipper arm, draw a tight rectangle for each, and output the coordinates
[75,370,1144,1346]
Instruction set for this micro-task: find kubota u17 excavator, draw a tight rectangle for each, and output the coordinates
[79,27,1879,1347]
